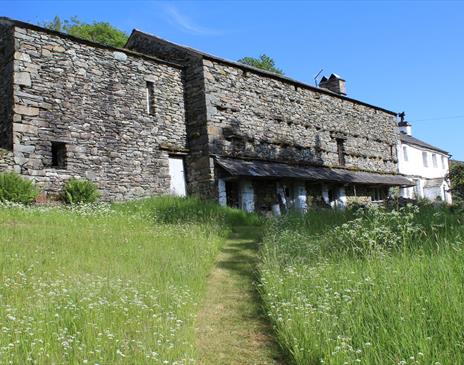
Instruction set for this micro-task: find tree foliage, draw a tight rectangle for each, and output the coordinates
[237,54,284,75]
[40,16,128,48]
[449,161,464,203]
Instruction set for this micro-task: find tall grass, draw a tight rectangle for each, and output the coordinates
[258,206,464,365]
[0,197,253,364]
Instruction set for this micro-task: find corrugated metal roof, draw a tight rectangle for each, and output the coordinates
[216,157,414,186]
[399,133,448,154]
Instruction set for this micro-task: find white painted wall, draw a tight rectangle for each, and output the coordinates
[240,180,255,212]
[293,182,308,212]
[217,178,227,207]
[397,138,451,203]
[168,157,187,197]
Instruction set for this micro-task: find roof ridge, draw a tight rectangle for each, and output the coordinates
[128,29,398,116]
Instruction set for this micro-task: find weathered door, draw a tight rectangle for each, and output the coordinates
[168,157,186,196]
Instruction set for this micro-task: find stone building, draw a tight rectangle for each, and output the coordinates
[397,115,452,204]
[0,17,414,210]
[0,18,187,201]
[126,30,412,212]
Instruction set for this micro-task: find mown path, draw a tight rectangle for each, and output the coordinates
[195,226,284,365]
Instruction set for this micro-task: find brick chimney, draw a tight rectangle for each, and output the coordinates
[319,73,346,96]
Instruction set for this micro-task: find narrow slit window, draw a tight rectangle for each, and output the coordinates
[51,142,66,169]
[336,139,346,166]
[146,81,154,115]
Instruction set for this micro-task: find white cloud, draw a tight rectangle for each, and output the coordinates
[164,4,222,36]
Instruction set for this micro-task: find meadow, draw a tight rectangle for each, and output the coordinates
[258,205,464,365]
[0,197,253,364]
[1,194,463,365]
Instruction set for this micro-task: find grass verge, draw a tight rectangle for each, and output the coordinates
[0,197,256,364]
[258,206,464,365]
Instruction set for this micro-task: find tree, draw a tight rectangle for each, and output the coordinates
[449,160,464,203]
[40,16,128,48]
[237,54,284,75]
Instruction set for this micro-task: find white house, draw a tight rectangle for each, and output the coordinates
[397,117,452,203]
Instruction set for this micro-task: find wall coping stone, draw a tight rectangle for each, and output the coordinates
[0,17,184,70]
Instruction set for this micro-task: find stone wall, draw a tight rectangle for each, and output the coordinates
[0,23,14,150]
[126,32,214,198]
[0,148,14,172]
[203,60,399,174]
[9,24,186,200]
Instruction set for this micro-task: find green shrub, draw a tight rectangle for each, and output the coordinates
[0,171,38,204]
[329,204,424,256]
[63,178,100,204]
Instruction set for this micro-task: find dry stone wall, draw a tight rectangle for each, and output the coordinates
[0,149,14,172]
[0,23,14,150]
[203,60,399,174]
[9,24,186,200]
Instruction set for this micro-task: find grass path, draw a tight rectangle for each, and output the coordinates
[195,226,284,365]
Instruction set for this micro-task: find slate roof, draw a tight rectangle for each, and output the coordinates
[399,133,449,155]
[216,157,414,186]
[424,178,444,188]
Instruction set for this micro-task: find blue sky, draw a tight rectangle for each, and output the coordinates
[3,0,464,160]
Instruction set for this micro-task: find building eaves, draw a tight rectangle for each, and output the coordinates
[127,29,398,116]
[399,133,449,155]
[216,156,414,186]
[0,17,184,70]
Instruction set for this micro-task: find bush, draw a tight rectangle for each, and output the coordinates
[63,178,100,204]
[0,171,38,204]
[328,205,424,256]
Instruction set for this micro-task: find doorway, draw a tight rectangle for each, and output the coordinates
[168,156,186,196]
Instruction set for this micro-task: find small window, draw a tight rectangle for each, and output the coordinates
[441,156,446,169]
[403,146,408,161]
[51,142,66,169]
[371,187,385,202]
[336,139,346,166]
[146,81,154,115]
[422,151,428,167]
[432,154,438,168]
